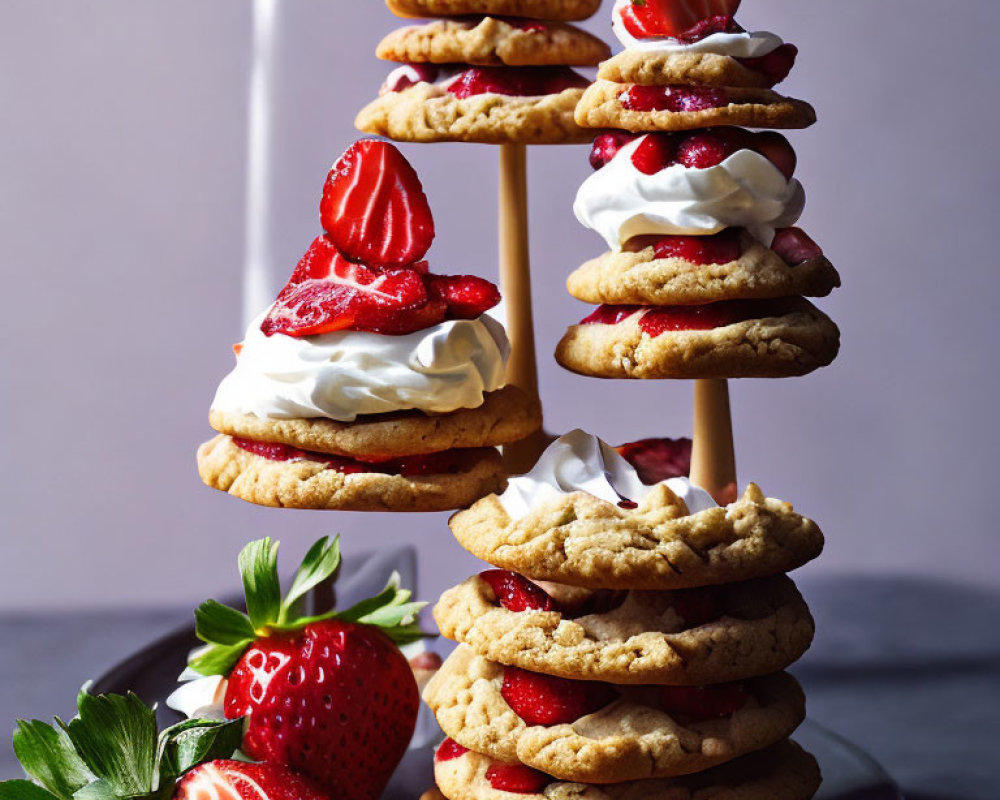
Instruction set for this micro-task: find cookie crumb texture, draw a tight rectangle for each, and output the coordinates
[555,302,840,380]
[450,483,824,589]
[575,80,817,132]
[197,434,505,512]
[433,739,821,800]
[377,18,609,67]
[424,646,805,783]
[385,0,603,22]
[435,574,815,685]
[356,84,592,144]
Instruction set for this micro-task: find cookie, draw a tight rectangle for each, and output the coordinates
[209,385,540,461]
[575,80,816,132]
[433,739,821,800]
[377,18,610,67]
[385,0,603,23]
[424,646,805,783]
[356,82,591,144]
[449,483,824,590]
[435,575,814,685]
[555,298,840,380]
[567,236,841,307]
[598,50,783,90]
[197,434,505,512]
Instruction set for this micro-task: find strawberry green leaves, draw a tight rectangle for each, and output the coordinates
[190,536,427,677]
[0,690,243,800]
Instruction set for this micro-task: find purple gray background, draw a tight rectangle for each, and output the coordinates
[1,0,997,612]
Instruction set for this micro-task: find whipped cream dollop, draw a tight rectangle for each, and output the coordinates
[500,430,716,521]
[211,312,509,422]
[574,136,804,249]
[611,0,783,57]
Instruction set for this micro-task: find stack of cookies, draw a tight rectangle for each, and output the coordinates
[198,139,540,512]
[356,0,610,144]
[422,431,824,799]
[555,0,841,379]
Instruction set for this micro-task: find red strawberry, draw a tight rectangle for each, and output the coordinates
[619,0,742,39]
[674,128,747,170]
[631,133,678,175]
[320,139,434,268]
[771,227,823,265]
[485,763,551,794]
[738,44,798,86]
[639,302,747,336]
[380,63,440,95]
[620,85,727,113]
[188,538,427,800]
[480,570,558,612]
[625,229,743,266]
[581,304,644,326]
[589,131,641,170]
[658,683,750,722]
[447,66,588,99]
[174,761,330,800]
[752,131,797,180]
[502,667,617,726]
[616,437,693,483]
[679,14,743,42]
[435,738,470,762]
[427,274,501,319]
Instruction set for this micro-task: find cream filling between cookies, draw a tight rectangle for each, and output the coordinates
[574,137,804,250]
[611,0,783,57]
[500,430,716,521]
[211,312,509,422]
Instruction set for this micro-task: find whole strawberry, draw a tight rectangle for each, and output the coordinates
[187,537,426,800]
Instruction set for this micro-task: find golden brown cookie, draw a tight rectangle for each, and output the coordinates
[197,434,505,512]
[599,50,783,90]
[424,646,805,783]
[575,80,816,132]
[377,18,609,67]
[433,739,822,800]
[450,483,824,590]
[209,385,540,460]
[385,0,602,22]
[567,236,841,306]
[356,82,591,144]
[555,298,840,380]
[435,575,814,685]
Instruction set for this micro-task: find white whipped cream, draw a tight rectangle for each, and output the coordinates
[500,430,716,521]
[211,312,509,422]
[611,0,782,57]
[574,136,804,249]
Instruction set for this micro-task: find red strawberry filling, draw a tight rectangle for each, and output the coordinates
[616,437,692,483]
[737,43,798,86]
[485,763,551,794]
[580,298,799,335]
[232,437,490,477]
[658,682,751,723]
[771,227,823,265]
[261,236,499,338]
[447,66,589,98]
[502,666,617,726]
[620,84,729,113]
[380,63,442,94]
[624,229,743,265]
[619,0,743,39]
[480,570,558,613]
[435,738,470,762]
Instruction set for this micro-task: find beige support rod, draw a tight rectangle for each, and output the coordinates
[689,378,738,505]
[498,142,547,474]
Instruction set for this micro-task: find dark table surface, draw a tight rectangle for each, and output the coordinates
[2,574,997,800]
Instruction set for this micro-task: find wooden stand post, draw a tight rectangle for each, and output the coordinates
[498,143,547,474]
[689,379,738,505]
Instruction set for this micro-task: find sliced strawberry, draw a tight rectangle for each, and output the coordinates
[616,437,693,483]
[380,63,440,95]
[502,666,617,726]
[486,763,551,794]
[771,227,823,265]
[625,229,743,265]
[674,128,748,170]
[320,139,435,269]
[447,66,588,99]
[752,131,797,180]
[679,14,743,42]
[658,682,750,723]
[174,760,330,800]
[619,0,742,39]
[738,44,798,86]
[620,85,728,113]
[427,274,501,319]
[631,133,678,174]
[435,738,470,763]
[590,131,641,170]
[581,305,644,326]
[480,570,558,613]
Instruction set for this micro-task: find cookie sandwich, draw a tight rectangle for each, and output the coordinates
[557,0,840,379]
[198,139,541,511]
[356,0,610,144]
